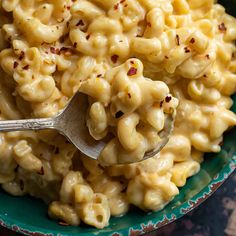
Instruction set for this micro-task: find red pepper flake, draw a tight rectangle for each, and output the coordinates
[205,54,210,59]
[59,221,69,226]
[37,167,44,175]
[175,34,180,46]
[114,3,119,10]
[127,93,131,98]
[130,60,135,65]
[203,74,207,78]
[120,0,126,3]
[184,47,191,53]
[147,22,152,27]
[124,4,128,7]
[22,65,29,70]
[97,74,102,78]
[190,38,195,44]
[67,6,71,10]
[115,111,124,119]
[218,22,227,32]
[86,34,90,40]
[127,67,137,76]
[73,42,77,48]
[111,54,119,64]
[165,56,169,59]
[13,61,19,69]
[76,19,85,27]
[165,96,172,103]
[18,51,25,60]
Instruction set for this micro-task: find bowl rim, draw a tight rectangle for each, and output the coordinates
[0,154,235,236]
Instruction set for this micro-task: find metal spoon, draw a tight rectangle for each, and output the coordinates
[0,92,174,164]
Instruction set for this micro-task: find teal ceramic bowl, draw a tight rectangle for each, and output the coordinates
[1,1,236,235]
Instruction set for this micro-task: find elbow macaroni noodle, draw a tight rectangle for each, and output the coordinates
[0,0,236,229]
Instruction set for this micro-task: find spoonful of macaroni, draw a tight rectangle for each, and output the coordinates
[0,59,178,165]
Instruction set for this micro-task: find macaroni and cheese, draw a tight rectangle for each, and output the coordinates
[0,0,236,229]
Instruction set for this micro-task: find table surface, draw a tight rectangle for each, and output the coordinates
[1,172,235,236]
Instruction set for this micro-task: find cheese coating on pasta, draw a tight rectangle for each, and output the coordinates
[0,0,236,229]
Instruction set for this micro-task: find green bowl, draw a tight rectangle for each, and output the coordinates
[1,1,236,235]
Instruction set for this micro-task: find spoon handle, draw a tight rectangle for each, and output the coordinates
[0,118,56,132]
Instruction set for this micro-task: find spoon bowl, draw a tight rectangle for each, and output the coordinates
[0,91,174,164]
